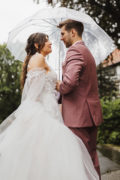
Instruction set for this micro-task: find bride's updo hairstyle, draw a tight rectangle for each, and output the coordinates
[21,32,48,89]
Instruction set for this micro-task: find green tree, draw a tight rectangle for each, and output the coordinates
[97,63,118,100]
[0,44,22,123]
[42,0,120,48]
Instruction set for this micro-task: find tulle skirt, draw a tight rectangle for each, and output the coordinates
[0,98,99,180]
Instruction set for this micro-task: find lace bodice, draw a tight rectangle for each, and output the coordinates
[21,67,58,102]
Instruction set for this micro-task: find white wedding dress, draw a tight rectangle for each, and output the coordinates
[0,67,99,180]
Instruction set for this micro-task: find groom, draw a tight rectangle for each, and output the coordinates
[57,19,103,178]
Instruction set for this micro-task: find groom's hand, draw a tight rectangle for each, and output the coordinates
[56,80,61,91]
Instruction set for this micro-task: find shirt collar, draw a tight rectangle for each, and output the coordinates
[73,40,83,46]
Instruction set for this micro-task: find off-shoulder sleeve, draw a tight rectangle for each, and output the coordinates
[21,68,46,102]
[0,69,46,135]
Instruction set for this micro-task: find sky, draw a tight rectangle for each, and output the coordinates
[0,0,50,44]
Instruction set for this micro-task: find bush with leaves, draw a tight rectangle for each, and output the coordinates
[97,98,120,145]
[97,63,118,100]
[0,44,22,123]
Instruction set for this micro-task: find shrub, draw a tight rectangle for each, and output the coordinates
[97,98,120,145]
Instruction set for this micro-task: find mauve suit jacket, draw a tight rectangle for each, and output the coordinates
[59,41,103,127]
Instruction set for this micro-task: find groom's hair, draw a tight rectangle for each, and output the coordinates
[58,19,84,37]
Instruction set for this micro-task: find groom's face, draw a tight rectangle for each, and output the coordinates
[60,26,73,48]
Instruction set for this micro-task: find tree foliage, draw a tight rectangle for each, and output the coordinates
[97,63,118,100]
[0,44,22,123]
[36,0,120,48]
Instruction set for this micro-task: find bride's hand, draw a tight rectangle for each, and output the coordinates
[56,80,61,91]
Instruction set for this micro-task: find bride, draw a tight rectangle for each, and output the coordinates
[0,32,99,180]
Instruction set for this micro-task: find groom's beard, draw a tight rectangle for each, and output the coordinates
[65,41,72,48]
[64,38,73,48]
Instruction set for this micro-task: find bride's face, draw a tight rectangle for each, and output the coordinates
[41,37,52,56]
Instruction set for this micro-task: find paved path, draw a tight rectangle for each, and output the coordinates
[98,151,120,179]
[101,170,120,180]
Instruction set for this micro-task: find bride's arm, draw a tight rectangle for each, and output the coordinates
[21,54,47,102]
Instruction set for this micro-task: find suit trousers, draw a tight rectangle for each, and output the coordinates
[69,126,101,179]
